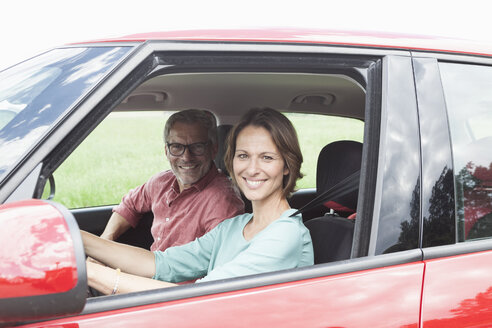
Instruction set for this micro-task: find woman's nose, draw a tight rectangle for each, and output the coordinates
[246,158,259,175]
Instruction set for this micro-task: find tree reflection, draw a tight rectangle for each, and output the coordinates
[386,178,420,252]
[422,167,455,247]
[385,166,456,253]
[423,286,492,327]
[456,161,492,240]
[385,159,492,252]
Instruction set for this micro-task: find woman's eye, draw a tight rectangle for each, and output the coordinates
[237,153,248,159]
[263,155,274,161]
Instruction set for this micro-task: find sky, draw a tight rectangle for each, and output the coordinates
[1,0,491,71]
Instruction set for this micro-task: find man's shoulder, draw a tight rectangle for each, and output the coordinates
[146,170,176,188]
[205,169,234,188]
[148,169,174,181]
[204,173,242,201]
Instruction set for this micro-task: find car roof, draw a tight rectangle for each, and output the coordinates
[78,28,492,57]
[82,28,491,124]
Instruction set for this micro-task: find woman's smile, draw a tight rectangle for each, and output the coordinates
[243,178,266,188]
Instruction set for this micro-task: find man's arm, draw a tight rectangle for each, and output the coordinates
[100,212,132,241]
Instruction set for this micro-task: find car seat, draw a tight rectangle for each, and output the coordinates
[304,140,362,264]
[214,124,233,175]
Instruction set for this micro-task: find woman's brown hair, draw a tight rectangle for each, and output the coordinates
[224,108,303,198]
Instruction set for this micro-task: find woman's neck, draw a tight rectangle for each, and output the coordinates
[250,193,291,226]
[243,195,290,241]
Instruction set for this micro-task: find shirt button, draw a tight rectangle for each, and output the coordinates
[165,217,170,222]
[157,237,161,241]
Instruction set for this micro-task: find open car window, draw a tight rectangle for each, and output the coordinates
[50,111,363,209]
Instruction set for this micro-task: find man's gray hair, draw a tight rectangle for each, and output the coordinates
[164,109,218,146]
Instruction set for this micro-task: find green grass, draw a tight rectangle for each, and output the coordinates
[50,112,363,209]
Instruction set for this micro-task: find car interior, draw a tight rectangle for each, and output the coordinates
[103,70,361,256]
[49,61,370,289]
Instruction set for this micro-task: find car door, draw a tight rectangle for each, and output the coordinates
[414,56,492,326]
[35,47,428,327]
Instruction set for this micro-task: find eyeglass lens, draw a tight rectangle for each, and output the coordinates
[168,142,207,156]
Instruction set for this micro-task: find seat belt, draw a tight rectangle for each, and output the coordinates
[290,170,360,217]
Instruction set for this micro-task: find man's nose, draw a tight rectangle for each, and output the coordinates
[181,146,193,160]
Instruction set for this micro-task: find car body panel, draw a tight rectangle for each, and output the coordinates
[18,261,423,328]
[421,250,492,327]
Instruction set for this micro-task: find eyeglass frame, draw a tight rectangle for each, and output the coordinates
[166,141,209,156]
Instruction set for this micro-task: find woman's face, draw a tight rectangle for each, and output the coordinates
[233,125,289,203]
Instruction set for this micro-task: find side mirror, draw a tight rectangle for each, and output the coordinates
[0,199,87,324]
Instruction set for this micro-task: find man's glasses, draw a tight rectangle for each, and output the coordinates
[166,142,208,156]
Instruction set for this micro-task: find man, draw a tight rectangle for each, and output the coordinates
[100,109,244,251]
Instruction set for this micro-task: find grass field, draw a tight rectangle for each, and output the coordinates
[51,112,363,209]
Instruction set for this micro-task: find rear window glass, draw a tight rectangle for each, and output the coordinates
[439,62,492,241]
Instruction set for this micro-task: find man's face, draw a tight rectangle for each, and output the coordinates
[166,122,217,191]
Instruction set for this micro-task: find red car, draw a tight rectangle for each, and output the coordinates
[1,29,492,327]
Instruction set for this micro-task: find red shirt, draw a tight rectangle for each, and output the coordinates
[113,164,245,251]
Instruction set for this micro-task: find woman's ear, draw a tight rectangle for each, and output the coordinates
[283,165,289,175]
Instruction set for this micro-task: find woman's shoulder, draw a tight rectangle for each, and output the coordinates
[215,212,253,230]
[276,209,304,225]
[267,210,307,235]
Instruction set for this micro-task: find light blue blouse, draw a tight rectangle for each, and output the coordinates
[153,209,313,283]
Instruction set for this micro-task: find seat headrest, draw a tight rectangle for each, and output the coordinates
[316,140,363,214]
[214,124,233,176]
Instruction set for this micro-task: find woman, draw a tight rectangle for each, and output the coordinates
[82,108,313,294]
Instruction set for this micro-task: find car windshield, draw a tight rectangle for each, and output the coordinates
[0,46,132,181]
